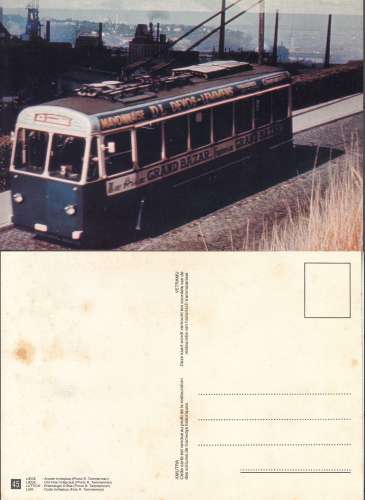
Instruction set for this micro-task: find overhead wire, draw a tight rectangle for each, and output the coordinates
[168,0,252,49]
[186,0,265,51]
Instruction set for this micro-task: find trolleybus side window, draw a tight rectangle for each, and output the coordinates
[137,123,162,167]
[49,134,85,181]
[235,98,253,133]
[165,116,188,158]
[272,88,289,121]
[87,137,100,181]
[255,93,272,128]
[105,131,133,176]
[14,128,48,173]
[190,110,211,149]
[213,103,233,142]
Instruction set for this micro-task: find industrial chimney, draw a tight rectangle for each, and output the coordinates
[258,0,265,64]
[218,0,226,59]
[0,6,3,26]
[272,10,279,65]
[45,20,51,42]
[98,22,103,48]
[324,14,332,68]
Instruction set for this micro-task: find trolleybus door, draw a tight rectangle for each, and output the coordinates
[12,128,49,228]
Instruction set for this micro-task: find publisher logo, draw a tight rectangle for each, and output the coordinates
[11,479,21,490]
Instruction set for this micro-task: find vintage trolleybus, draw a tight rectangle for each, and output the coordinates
[10,60,292,244]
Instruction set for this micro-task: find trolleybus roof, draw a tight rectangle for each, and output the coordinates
[17,63,291,135]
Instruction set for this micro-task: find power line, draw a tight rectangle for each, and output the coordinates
[168,0,249,49]
[186,0,265,52]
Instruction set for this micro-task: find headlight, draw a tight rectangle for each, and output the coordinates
[64,204,77,216]
[13,193,24,204]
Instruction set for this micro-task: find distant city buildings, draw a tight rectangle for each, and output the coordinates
[75,33,101,48]
[75,22,103,50]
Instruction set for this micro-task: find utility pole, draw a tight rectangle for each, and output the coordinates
[272,10,279,65]
[324,14,332,68]
[258,0,265,64]
[218,0,226,59]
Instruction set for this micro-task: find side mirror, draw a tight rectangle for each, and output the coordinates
[108,142,116,154]
[102,141,116,154]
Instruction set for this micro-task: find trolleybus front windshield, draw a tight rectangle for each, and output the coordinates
[14,128,49,174]
[14,129,87,182]
[49,134,85,181]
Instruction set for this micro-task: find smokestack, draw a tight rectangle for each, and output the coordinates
[218,0,226,59]
[98,22,103,48]
[46,20,51,42]
[258,0,265,64]
[156,22,160,42]
[272,10,279,65]
[324,14,332,68]
[0,7,3,25]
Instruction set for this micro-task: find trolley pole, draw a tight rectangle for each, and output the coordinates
[219,0,226,59]
[324,14,332,68]
[272,10,279,65]
[258,0,265,64]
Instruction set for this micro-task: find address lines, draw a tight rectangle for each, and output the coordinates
[197,392,353,473]
[198,417,351,422]
[198,392,352,396]
[197,392,352,428]
[239,469,352,474]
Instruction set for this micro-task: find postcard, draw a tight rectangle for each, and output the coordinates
[1,251,363,499]
[0,0,363,499]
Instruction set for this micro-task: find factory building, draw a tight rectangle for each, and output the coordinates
[129,23,169,63]
[21,0,42,41]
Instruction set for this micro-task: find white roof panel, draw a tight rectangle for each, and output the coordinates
[173,60,252,78]
[16,105,97,135]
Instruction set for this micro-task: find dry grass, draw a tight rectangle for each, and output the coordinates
[249,130,362,251]
[199,130,363,252]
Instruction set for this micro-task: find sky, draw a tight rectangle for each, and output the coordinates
[1,0,362,15]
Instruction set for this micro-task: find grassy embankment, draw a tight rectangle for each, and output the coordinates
[253,157,363,251]
[199,130,362,251]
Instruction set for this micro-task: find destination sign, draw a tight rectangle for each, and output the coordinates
[34,113,72,127]
[99,72,290,131]
[106,122,287,196]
